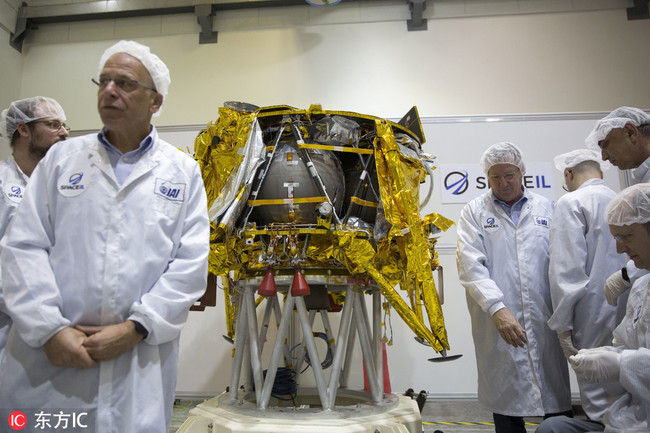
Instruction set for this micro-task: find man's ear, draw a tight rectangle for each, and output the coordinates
[150,93,163,115]
[16,122,30,138]
[624,122,638,140]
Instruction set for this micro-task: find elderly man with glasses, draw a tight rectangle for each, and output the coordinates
[586,107,650,184]
[585,107,650,334]
[0,41,209,433]
[0,96,68,363]
[457,142,572,433]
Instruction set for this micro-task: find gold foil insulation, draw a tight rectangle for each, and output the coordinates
[195,105,453,353]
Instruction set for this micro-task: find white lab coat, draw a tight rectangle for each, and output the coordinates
[626,161,650,287]
[457,189,571,416]
[0,132,209,433]
[0,156,29,361]
[547,178,627,420]
[632,156,650,184]
[601,273,650,432]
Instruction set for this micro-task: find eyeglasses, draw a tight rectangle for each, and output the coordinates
[562,170,572,192]
[612,232,633,243]
[611,225,640,243]
[30,119,70,132]
[92,77,157,93]
[488,171,519,182]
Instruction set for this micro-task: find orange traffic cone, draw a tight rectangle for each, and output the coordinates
[290,267,310,296]
[363,341,392,393]
[258,268,277,297]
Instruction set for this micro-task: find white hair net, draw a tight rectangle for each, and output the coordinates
[605,183,650,226]
[553,148,611,172]
[480,142,526,175]
[585,106,650,150]
[0,96,66,145]
[99,40,171,116]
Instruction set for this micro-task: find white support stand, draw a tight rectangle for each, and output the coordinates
[176,277,422,433]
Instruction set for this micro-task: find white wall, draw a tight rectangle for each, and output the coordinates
[0,0,25,153]
[1,3,649,398]
[5,7,650,129]
[0,31,23,127]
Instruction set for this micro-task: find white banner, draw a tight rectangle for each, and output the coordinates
[438,162,554,204]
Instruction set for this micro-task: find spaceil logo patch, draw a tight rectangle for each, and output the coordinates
[5,184,23,203]
[155,178,185,202]
[483,216,500,232]
[58,171,88,197]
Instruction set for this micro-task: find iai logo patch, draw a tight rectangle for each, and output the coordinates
[155,178,185,202]
[4,184,24,204]
[483,216,500,232]
[533,215,550,228]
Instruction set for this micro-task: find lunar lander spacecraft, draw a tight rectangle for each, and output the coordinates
[177,103,456,433]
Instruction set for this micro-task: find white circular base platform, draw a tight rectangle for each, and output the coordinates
[175,389,421,433]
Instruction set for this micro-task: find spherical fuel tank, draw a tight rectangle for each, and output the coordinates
[251,142,345,225]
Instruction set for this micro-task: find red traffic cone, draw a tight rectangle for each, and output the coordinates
[290,267,310,297]
[258,268,277,297]
[363,342,392,394]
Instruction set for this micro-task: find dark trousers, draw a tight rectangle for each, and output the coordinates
[493,410,573,433]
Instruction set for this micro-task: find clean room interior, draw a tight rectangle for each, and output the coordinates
[1,0,649,431]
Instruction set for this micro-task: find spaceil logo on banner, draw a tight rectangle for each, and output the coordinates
[439,162,554,204]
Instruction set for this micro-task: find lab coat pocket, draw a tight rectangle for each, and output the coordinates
[534,224,550,238]
[532,215,551,242]
[152,195,182,220]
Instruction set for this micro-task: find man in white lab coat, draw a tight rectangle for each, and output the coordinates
[585,107,650,311]
[586,106,650,185]
[537,183,650,433]
[0,96,69,361]
[547,149,627,421]
[457,142,571,433]
[0,41,209,433]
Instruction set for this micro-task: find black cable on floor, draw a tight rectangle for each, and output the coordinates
[263,367,298,403]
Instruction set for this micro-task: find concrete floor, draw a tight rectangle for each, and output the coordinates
[170,396,585,432]
[422,399,541,433]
